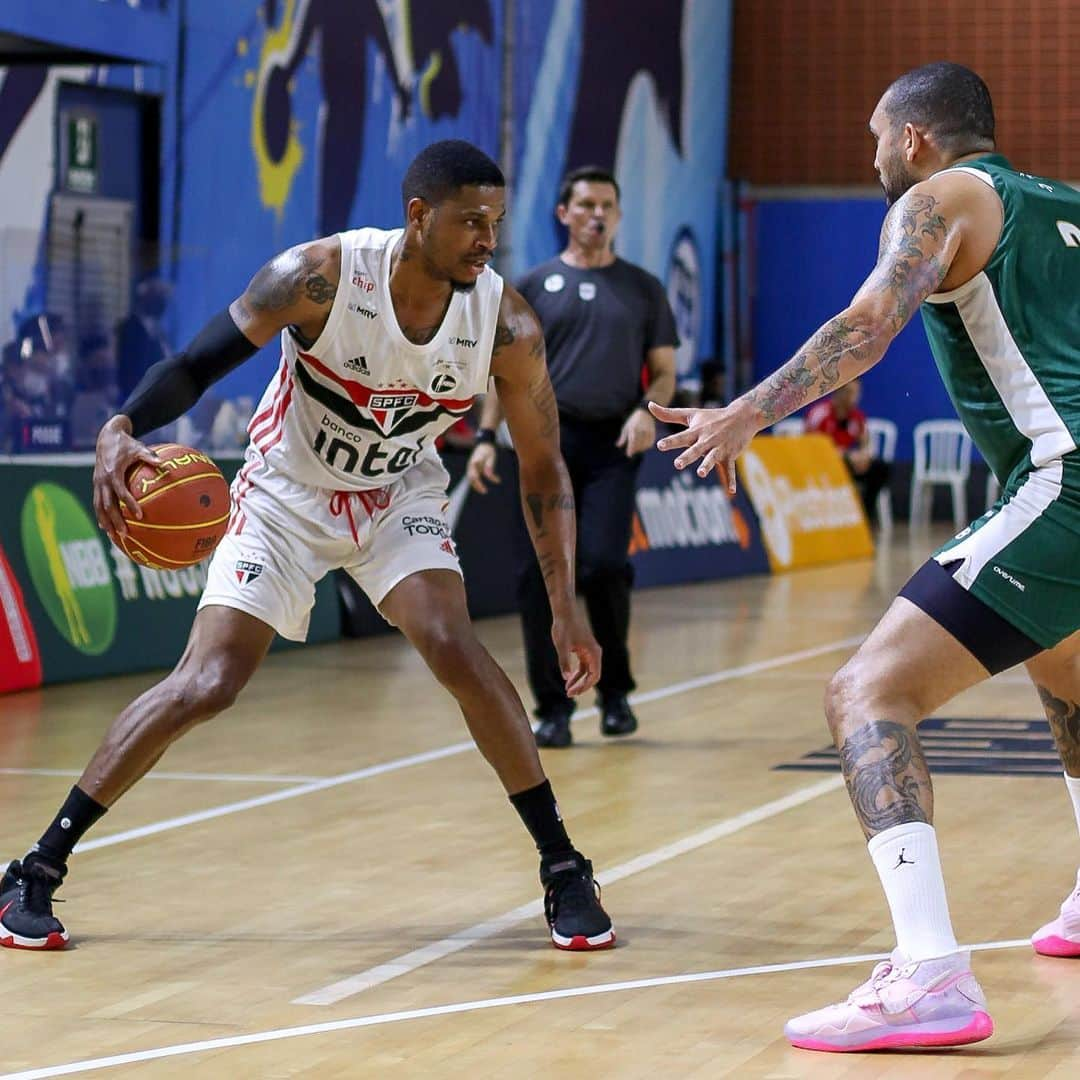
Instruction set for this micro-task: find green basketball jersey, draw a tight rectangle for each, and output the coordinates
[920,154,1080,483]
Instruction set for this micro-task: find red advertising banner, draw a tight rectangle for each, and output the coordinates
[0,541,43,693]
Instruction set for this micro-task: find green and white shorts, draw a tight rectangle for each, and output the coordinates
[933,454,1080,650]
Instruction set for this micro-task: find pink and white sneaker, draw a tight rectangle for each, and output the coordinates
[1032,869,1080,957]
[784,950,993,1052]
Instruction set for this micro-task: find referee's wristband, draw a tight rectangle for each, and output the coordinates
[475,427,497,445]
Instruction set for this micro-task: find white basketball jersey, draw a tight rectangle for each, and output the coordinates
[243,227,503,491]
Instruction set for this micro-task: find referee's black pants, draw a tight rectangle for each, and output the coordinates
[510,414,642,718]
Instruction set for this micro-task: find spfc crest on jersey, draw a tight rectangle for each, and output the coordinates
[367,390,420,435]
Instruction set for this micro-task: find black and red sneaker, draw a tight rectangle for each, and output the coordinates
[540,851,615,951]
[0,855,68,950]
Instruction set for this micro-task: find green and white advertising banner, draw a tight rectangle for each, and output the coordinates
[0,458,339,690]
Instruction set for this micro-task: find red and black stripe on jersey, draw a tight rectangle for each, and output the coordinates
[294,351,473,438]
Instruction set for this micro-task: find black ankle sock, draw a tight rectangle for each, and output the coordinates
[33,786,107,866]
[509,779,573,858]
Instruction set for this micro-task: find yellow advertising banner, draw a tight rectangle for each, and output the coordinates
[737,434,874,571]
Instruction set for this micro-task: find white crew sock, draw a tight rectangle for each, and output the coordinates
[1063,773,1080,837]
[867,821,960,962]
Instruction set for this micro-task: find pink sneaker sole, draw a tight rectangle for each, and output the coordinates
[787,1010,994,1052]
[1032,934,1080,958]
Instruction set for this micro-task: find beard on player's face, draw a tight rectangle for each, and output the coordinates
[420,232,482,293]
[878,147,919,208]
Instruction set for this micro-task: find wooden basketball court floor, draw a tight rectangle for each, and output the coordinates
[2,527,1078,1078]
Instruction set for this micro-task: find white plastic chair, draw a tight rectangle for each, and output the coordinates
[865,417,897,531]
[910,420,972,529]
[770,418,805,436]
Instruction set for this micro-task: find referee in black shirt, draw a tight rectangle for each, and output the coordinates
[468,166,677,747]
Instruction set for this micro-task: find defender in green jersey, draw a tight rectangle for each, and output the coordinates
[651,62,1079,1051]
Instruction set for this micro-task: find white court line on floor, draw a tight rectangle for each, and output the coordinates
[64,636,861,855]
[74,742,475,853]
[294,774,848,1005]
[0,938,1032,1080]
[0,768,321,784]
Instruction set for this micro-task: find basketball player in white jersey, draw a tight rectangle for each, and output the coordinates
[0,141,615,954]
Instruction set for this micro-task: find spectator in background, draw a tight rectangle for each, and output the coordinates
[69,332,118,450]
[116,276,173,402]
[804,377,891,523]
[0,340,20,449]
[10,322,68,419]
[467,165,678,748]
[0,320,71,451]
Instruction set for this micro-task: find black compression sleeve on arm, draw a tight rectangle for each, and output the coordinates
[120,308,259,438]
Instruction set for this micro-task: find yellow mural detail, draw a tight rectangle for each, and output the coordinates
[250,0,305,217]
[33,489,90,649]
[389,0,417,91]
[418,50,442,119]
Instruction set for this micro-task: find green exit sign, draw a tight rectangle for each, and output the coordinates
[66,115,98,194]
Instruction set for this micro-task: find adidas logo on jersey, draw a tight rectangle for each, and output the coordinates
[344,356,370,376]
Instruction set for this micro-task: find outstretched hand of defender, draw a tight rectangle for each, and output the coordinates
[93,415,163,543]
[649,401,757,494]
[551,612,602,697]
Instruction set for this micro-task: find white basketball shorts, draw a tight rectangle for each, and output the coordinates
[198,455,461,640]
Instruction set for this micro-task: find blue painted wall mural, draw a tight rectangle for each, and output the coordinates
[0,0,731,439]
[512,0,730,384]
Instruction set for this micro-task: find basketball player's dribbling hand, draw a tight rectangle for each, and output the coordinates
[466,443,500,493]
[552,612,602,697]
[93,415,163,543]
[648,401,758,494]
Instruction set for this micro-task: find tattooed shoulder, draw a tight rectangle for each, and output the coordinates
[246,242,339,314]
[493,285,547,362]
[493,317,516,354]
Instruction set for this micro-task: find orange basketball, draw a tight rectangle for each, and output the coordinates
[117,444,231,570]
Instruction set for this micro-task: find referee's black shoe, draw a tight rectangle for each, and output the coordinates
[534,706,573,748]
[600,695,638,737]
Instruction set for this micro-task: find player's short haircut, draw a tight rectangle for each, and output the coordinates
[884,62,995,153]
[558,166,621,207]
[401,140,504,212]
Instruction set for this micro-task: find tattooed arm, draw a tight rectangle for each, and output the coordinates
[490,285,601,696]
[650,177,969,490]
[230,235,341,346]
[743,187,960,424]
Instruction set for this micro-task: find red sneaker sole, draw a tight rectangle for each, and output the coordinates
[0,930,68,950]
[551,931,616,951]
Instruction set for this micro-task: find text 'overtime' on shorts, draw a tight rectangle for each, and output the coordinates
[198,456,461,641]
